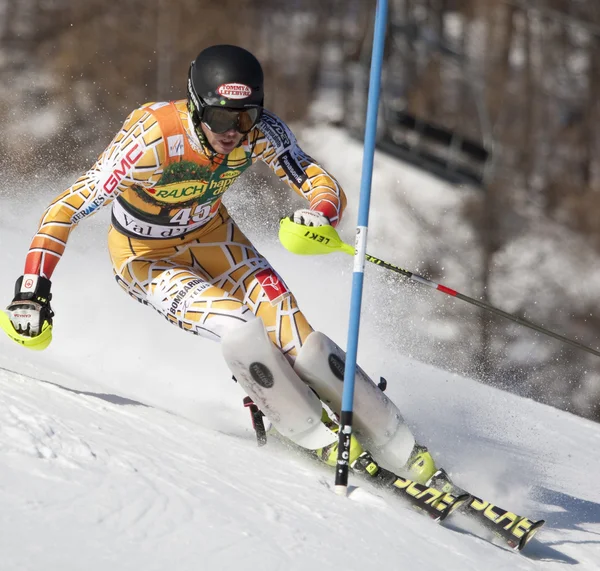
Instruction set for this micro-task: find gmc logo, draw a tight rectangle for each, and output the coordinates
[103,143,144,194]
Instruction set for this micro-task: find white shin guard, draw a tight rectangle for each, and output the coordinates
[294,331,415,473]
[221,319,337,450]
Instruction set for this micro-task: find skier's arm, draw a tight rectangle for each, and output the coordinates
[252,111,347,227]
[23,107,159,279]
[3,107,162,340]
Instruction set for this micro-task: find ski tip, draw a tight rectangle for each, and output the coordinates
[518,519,545,552]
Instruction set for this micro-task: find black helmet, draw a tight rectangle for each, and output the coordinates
[188,44,264,109]
[187,45,264,140]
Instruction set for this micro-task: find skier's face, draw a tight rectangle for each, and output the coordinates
[201,123,244,155]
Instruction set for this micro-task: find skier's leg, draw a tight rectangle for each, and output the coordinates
[107,215,313,351]
[109,222,430,476]
[107,219,336,449]
[220,318,337,449]
[294,330,437,484]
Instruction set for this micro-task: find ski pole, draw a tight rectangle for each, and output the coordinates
[278,219,600,359]
[363,253,600,358]
[335,0,388,496]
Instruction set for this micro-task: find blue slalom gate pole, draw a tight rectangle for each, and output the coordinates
[335,0,388,495]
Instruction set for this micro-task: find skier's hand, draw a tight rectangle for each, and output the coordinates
[6,275,54,337]
[291,208,330,227]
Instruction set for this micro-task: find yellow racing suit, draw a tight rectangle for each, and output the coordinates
[22,100,346,359]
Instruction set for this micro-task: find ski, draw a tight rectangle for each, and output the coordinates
[353,453,471,522]
[241,396,543,551]
[355,458,543,551]
[384,472,471,522]
[460,495,545,551]
[427,469,545,552]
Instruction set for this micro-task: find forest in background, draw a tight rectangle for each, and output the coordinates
[1,0,600,421]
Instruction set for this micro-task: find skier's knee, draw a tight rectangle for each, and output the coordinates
[294,331,416,473]
[147,268,254,340]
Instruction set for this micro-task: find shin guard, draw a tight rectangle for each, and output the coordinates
[221,319,337,450]
[294,331,415,472]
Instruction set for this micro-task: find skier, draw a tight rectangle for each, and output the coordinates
[2,44,440,489]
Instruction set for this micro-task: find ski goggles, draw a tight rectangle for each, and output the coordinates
[200,105,262,135]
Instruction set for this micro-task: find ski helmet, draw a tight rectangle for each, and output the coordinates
[187,45,264,137]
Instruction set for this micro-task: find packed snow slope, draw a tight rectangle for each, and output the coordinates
[1,126,600,570]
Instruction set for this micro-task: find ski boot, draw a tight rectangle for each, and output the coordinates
[426,468,466,495]
[403,444,438,485]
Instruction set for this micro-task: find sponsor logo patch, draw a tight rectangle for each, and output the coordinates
[145,175,239,204]
[255,269,289,306]
[217,83,252,100]
[169,279,203,316]
[249,362,274,388]
[220,170,241,180]
[114,208,197,238]
[21,275,38,294]
[72,196,106,223]
[328,354,345,381]
[152,181,209,203]
[167,134,185,157]
[279,150,307,188]
[102,142,144,194]
[260,113,291,152]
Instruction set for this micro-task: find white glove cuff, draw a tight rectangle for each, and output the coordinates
[292,209,330,227]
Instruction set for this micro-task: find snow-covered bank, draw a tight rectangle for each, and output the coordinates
[1,346,599,570]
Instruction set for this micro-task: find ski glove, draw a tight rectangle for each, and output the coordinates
[291,208,331,227]
[6,275,54,337]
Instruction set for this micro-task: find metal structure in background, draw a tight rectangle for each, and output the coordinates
[359,0,599,190]
[379,109,490,186]
[335,0,388,495]
[349,2,494,188]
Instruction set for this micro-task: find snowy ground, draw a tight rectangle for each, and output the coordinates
[1,127,600,570]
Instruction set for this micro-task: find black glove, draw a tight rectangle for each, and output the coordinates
[6,275,54,337]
